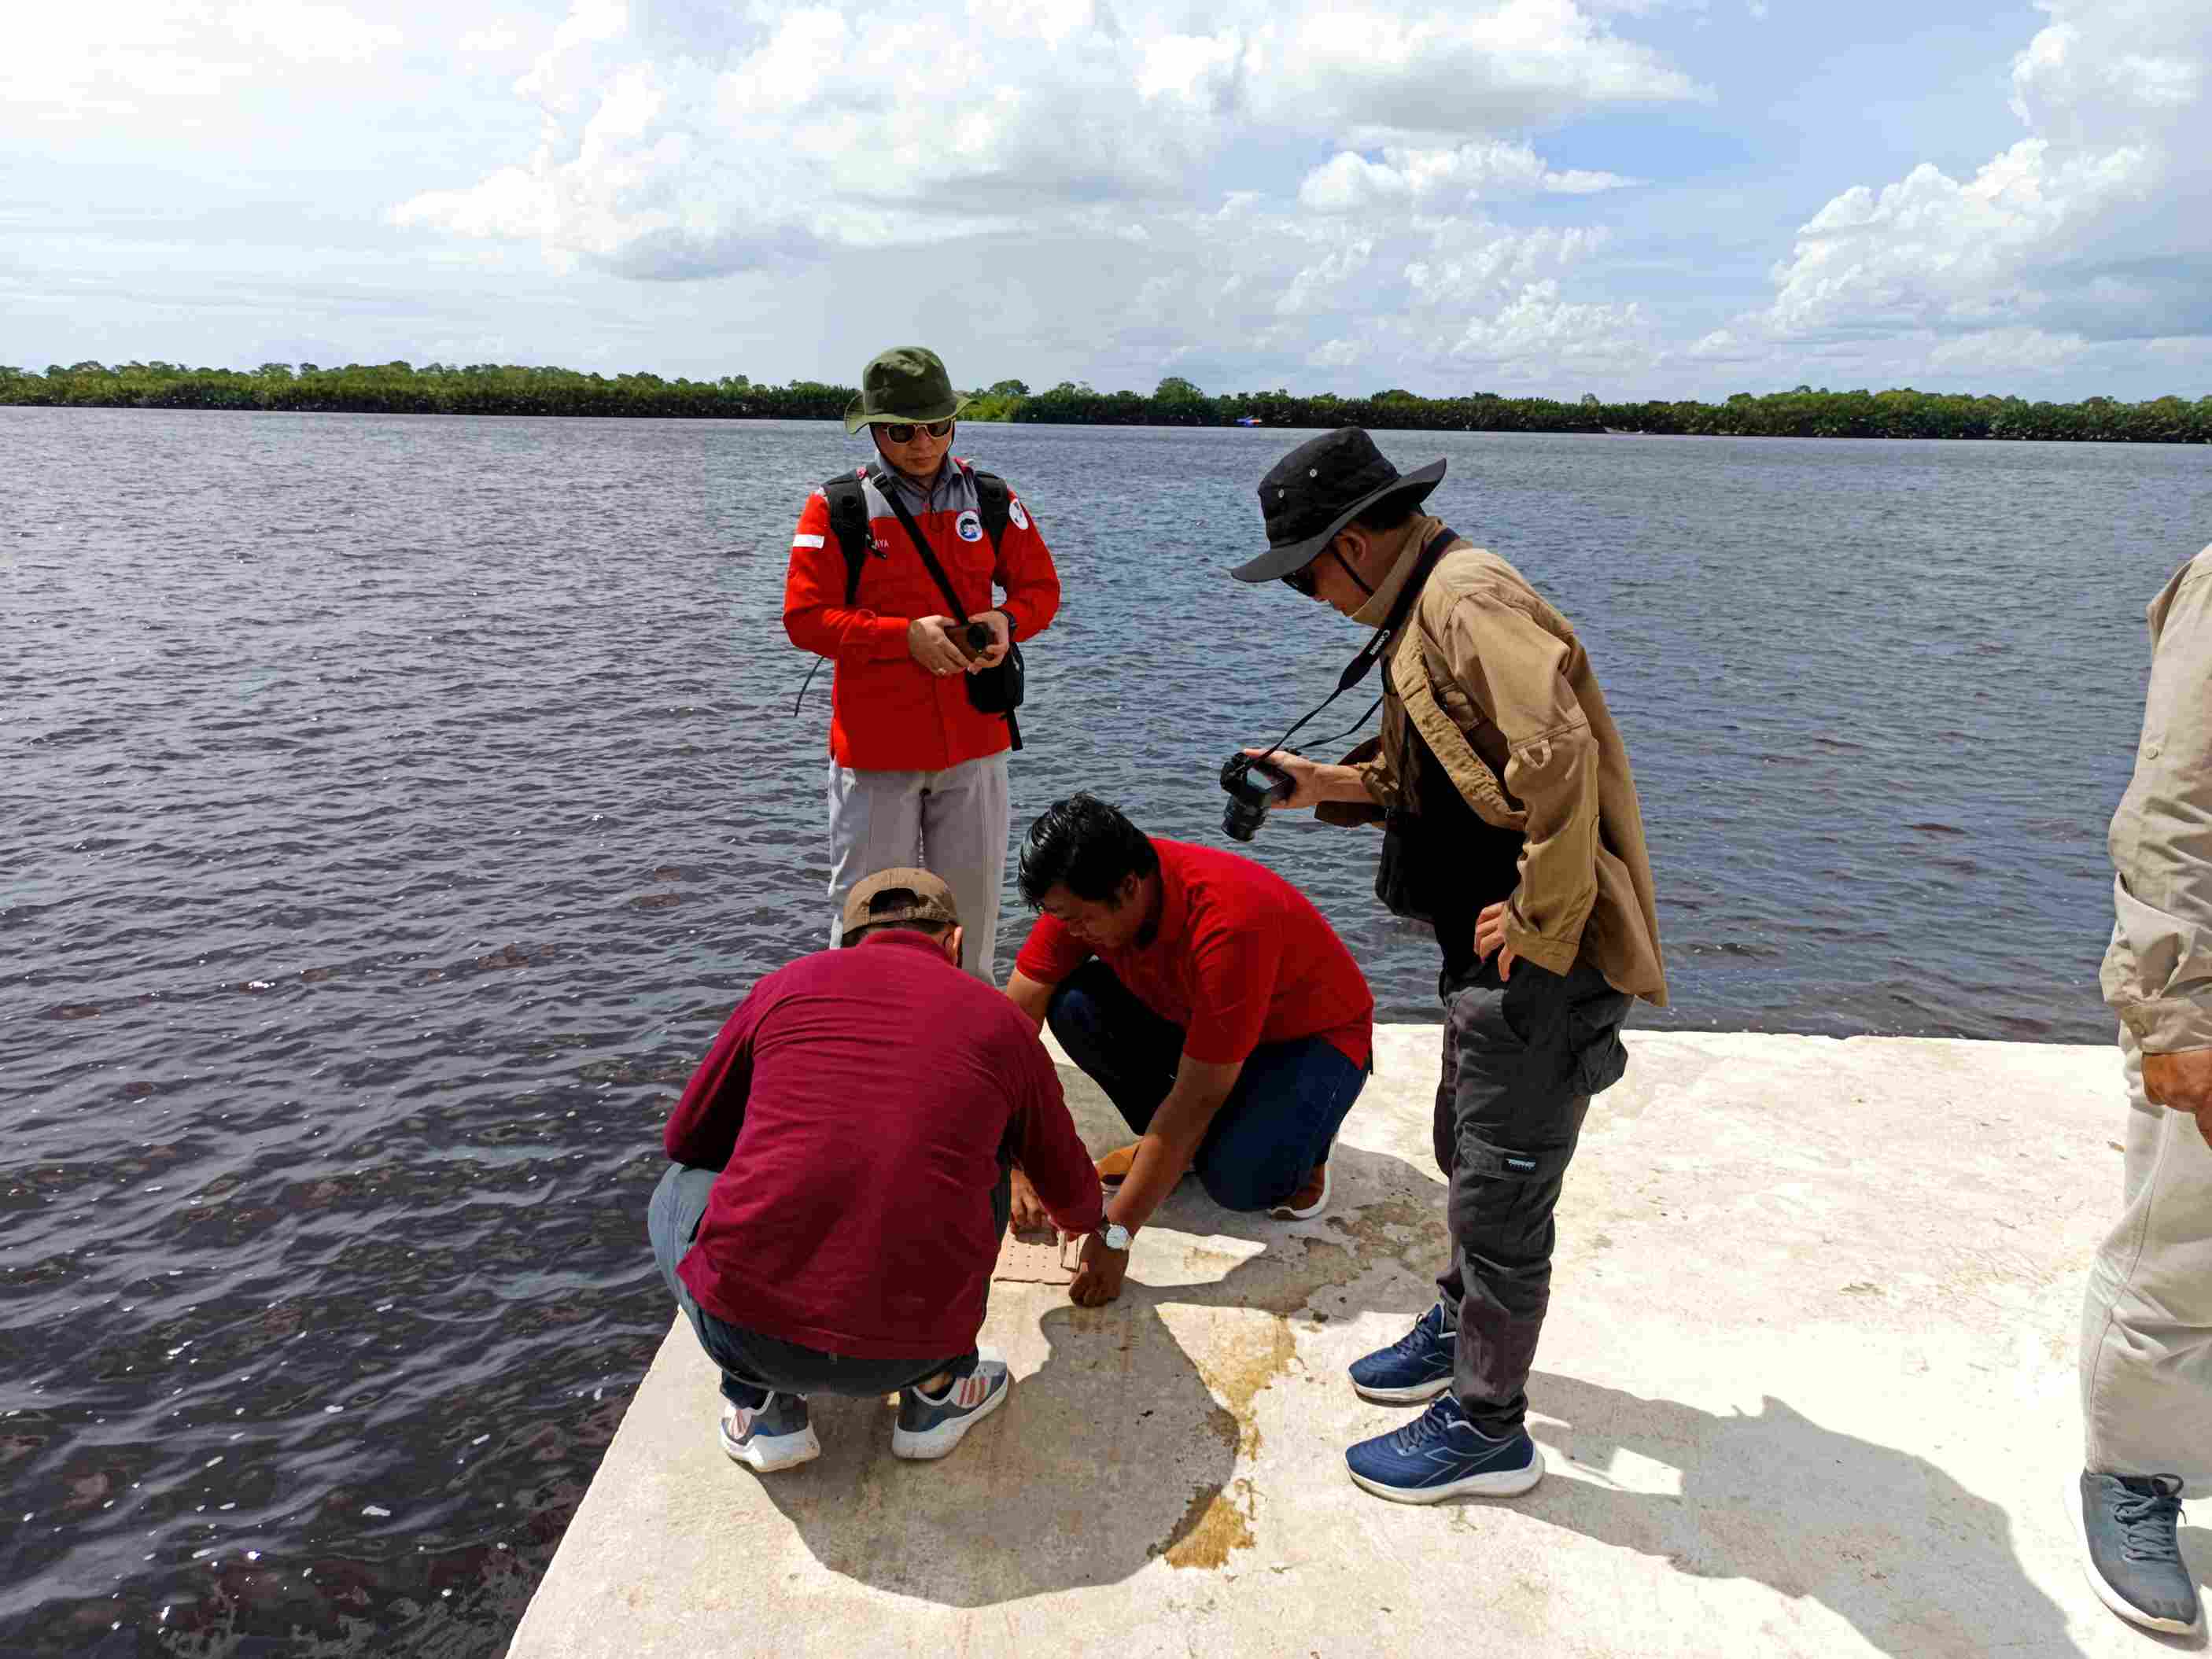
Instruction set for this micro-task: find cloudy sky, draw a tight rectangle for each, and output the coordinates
[8,0,2208,400]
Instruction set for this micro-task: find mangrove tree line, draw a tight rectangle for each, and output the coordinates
[5,361,2208,442]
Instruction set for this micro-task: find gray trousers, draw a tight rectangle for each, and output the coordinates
[2080,1025,2212,1495]
[826,751,1008,982]
[1436,955,1630,1436]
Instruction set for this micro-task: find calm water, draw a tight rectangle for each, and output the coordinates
[3,409,2206,1654]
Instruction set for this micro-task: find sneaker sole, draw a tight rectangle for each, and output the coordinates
[1269,1165,1330,1222]
[2066,1476,2204,1635]
[721,1423,821,1473]
[1350,1374,1453,1406]
[1347,1444,1545,1505]
[891,1378,1009,1461]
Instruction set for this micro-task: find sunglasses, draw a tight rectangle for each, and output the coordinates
[1280,533,1347,598]
[879,418,954,443]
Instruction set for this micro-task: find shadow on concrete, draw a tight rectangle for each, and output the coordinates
[753,1136,1447,1606]
[1516,1372,2210,1657]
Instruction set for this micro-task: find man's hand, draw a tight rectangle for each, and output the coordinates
[968,610,1012,670]
[1239,747,1370,812]
[1008,1166,1049,1233]
[2141,1048,2212,1150]
[1068,1231,1128,1307]
[1476,900,1520,981]
[908,615,969,677]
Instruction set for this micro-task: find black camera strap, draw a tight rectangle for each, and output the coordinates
[1256,525,1459,762]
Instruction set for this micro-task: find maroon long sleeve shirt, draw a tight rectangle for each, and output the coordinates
[665,931,1104,1360]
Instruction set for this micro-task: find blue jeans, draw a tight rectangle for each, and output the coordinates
[1045,961,1367,1211]
[647,1163,994,1407]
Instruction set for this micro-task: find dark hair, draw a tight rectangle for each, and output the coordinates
[1351,493,1419,534]
[842,887,952,948]
[1018,794,1159,908]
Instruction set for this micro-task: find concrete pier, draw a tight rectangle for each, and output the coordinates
[507,1028,2205,1657]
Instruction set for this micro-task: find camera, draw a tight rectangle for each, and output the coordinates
[1219,753,1294,842]
[950,620,992,658]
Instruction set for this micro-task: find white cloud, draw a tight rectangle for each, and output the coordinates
[226,1,401,63]
[1450,279,1657,372]
[396,0,1700,277]
[1299,142,1635,212]
[1754,0,2211,350]
[2,0,402,110]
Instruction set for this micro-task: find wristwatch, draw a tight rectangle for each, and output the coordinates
[1095,1222,1131,1252]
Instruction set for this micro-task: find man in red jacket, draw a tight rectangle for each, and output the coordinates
[783,346,1061,983]
[648,868,1112,1473]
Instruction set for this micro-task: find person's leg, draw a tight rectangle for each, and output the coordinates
[1440,958,1626,1436]
[645,1163,820,1470]
[824,760,927,949]
[2073,1025,2212,1633]
[2081,1027,2212,1490]
[1045,961,1187,1136]
[920,751,1009,983]
[1345,957,1627,1504]
[1185,1038,1366,1211]
[647,1163,769,1404]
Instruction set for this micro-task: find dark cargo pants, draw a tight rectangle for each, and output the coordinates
[1435,953,1630,1436]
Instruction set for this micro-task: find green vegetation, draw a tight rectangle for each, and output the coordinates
[4,362,2208,442]
[0,360,850,419]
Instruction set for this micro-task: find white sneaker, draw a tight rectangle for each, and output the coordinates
[718,1393,820,1473]
[891,1353,1011,1461]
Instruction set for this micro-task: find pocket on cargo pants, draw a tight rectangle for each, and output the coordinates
[1450,1134,1577,1281]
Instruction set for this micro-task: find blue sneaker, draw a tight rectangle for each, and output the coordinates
[1348,1300,1455,1403]
[718,1392,820,1473]
[1345,1393,1544,1504]
[892,1351,1011,1462]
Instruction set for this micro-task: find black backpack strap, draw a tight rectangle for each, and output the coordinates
[971,469,1010,556]
[792,472,878,717]
[822,471,876,605]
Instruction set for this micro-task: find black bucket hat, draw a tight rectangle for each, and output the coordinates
[1232,427,1446,583]
[844,346,971,434]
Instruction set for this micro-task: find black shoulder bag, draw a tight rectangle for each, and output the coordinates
[874,466,1026,751]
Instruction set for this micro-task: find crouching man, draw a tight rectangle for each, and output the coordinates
[1004,794,1373,1305]
[647,868,1114,1474]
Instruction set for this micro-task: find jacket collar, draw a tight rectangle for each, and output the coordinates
[853,928,957,965]
[876,455,958,512]
[1351,513,1445,631]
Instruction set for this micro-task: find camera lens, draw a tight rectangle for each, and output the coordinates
[1222,797,1266,841]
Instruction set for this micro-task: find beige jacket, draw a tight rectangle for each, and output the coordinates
[2103,544,2212,1053]
[1333,517,1667,1005]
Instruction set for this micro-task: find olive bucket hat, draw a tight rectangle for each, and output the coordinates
[1231,426,1446,583]
[843,346,972,435]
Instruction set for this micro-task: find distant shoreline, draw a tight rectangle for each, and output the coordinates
[7,363,2209,444]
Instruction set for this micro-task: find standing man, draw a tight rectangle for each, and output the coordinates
[2074,543,2212,1639]
[1230,427,1665,1505]
[648,869,1112,1474]
[1001,794,1374,1310]
[784,346,1060,982]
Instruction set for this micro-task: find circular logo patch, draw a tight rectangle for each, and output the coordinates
[955,510,984,542]
[1008,498,1030,531]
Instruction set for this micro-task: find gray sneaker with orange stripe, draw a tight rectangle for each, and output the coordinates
[892,1350,1011,1461]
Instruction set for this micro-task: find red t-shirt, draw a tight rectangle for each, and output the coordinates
[1014,839,1374,1071]
[665,932,1104,1360]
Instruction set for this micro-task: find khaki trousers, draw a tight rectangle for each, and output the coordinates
[824,752,1008,983]
[2080,1026,2212,1495]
